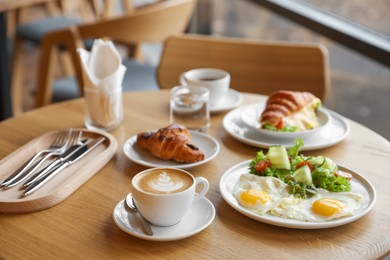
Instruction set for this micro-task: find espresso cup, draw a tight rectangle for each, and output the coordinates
[180,68,230,107]
[131,167,209,227]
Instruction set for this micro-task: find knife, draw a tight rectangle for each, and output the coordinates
[23,138,90,188]
[22,137,106,197]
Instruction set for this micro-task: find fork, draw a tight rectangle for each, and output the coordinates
[22,131,84,188]
[0,129,73,188]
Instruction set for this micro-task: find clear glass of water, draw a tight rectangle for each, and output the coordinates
[170,86,210,132]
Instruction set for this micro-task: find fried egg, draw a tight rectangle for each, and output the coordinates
[233,174,289,214]
[271,189,364,222]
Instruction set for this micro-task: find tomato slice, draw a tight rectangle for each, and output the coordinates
[296,161,313,171]
[254,159,272,173]
[276,120,284,130]
[334,170,352,180]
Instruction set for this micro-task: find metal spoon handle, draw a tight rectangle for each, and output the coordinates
[126,194,153,236]
[136,209,154,236]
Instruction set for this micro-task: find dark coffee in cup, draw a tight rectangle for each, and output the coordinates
[198,77,224,81]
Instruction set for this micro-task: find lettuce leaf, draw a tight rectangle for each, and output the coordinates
[263,124,298,132]
[312,168,350,192]
[288,138,304,159]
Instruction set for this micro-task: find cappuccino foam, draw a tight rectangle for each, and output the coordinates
[135,169,193,194]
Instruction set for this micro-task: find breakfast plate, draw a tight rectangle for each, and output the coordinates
[219,160,376,229]
[123,131,220,169]
[240,104,331,140]
[223,105,350,150]
[210,89,243,113]
[113,196,215,241]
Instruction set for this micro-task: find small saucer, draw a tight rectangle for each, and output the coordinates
[113,196,215,241]
[210,89,243,113]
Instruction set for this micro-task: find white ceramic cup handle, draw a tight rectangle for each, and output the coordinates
[180,73,188,86]
[193,177,209,203]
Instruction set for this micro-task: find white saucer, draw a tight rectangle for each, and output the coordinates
[113,197,215,241]
[223,105,350,151]
[210,89,243,113]
[219,160,376,229]
[123,131,220,169]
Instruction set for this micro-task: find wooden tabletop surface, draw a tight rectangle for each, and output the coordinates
[0,90,389,259]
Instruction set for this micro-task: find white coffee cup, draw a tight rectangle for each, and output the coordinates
[131,167,209,227]
[180,68,230,107]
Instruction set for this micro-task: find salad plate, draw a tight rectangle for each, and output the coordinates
[210,89,243,113]
[123,131,220,169]
[223,105,350,150]
[113,196,215,241]
[219,160,376,229]
[240,104,331,140]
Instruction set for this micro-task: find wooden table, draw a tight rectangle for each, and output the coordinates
[0,91,389,259]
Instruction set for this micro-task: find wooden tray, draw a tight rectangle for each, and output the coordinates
[0,128,117,213]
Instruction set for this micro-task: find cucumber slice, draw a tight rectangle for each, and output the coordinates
[307,156,325,167]
[268,146,290,170]
[293,165,312,185]
[322,157,338,172]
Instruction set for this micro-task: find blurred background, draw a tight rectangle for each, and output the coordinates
[188,0,390,140]
[16,0,390,139]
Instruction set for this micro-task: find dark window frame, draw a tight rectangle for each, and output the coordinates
[248,0,390,67]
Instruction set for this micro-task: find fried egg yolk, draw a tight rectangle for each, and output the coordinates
[239,190,270,208]
[312,198,346,217]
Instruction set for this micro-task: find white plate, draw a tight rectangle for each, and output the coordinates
[123,131,220,169]
[240,104,331,140]
[210,89,243,113]
[223,105,350,150]
[113,196,215,241]
[219,160,376,229]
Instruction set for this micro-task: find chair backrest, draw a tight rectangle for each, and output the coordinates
[36,0,196,107]
[157,34,330,100]
[77,0,195,44]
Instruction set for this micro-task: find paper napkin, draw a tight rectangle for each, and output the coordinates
[77,39,126,129]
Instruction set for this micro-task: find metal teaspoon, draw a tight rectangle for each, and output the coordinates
[125,193,154,236]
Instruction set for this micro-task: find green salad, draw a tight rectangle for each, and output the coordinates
[248,138,351,199]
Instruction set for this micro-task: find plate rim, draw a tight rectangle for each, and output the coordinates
[219,160,376,229]
[210,89,243,113]
[223,104,350,150]
[123,130,220,169]
[112,196,216,241]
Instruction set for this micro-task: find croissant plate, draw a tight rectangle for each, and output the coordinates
[136,124,205,163]
[260,90,321,132]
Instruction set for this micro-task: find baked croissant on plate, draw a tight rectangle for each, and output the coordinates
[260,90,321,132]
[136,124,205,163]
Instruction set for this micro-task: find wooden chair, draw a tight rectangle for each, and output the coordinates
[157,34,330,100]
[35,0,196,108]
[10,0,103,115]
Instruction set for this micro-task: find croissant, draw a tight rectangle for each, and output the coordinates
[136,124,205,163]
[260,90,321,131]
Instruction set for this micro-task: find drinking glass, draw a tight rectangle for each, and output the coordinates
[84,87,123,131]
[170,86,210,132]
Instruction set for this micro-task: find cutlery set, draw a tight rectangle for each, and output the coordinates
[0,129,106,197]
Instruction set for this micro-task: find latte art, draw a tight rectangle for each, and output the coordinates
[134,168,193,194]
[150,172,184,193]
